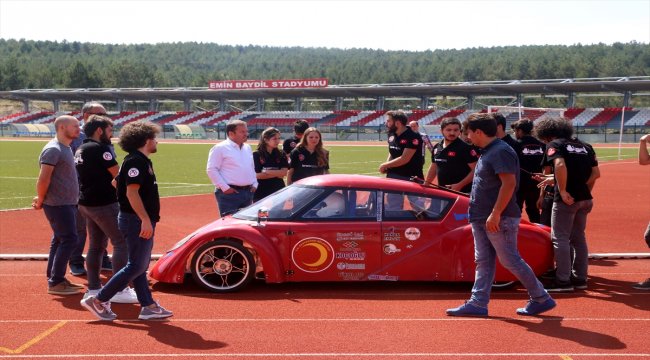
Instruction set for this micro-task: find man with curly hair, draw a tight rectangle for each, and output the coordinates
[534,117,600,292]
[81,121,172,321]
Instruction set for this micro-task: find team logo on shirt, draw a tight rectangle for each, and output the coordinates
[566,144,588,154]
[412,139,419,146]
[388,136,395,142]
[260,158,265,164]
[102,152,113,161]
[522,147,544,155]
[433,148,439,155]
[547,148,556,156]
[127,168,139,177]
[400,139,407,145]
[448,151,456,157]
[298,154,305,161]
[470,149,477,157]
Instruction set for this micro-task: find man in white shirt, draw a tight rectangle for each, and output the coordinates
[206,120,258,216]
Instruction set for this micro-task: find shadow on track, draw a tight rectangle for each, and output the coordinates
[88,320,228,350]
[501,316,626,350]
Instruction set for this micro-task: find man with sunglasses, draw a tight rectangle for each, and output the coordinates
[68,102,113,276]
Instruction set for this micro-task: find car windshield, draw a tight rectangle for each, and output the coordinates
[233,185,326,220]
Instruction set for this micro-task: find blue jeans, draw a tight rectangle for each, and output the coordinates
[96,212,154,307]
[469,217,550,308]
[69,207,87,265]
[215,188,253,216]
[43,204,79,287]
[79,203,128,290]
[551,199,593,283]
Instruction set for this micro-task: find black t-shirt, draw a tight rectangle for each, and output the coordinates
[283,136,300,156]
[75,139,119,206]
[117,151,160,222]
[387,128,423,178]
[253,149,289,200]
[289,147,329,183]
[431,138,479,193]
[502,134,522,154]
[546,138,598,202]
[517,135,545,189]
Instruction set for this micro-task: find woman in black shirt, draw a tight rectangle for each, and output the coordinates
[253,127,289,201]
[287,127,329,184]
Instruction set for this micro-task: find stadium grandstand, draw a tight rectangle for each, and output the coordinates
[1,76,649,142]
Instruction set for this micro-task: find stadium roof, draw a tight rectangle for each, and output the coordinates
[1,77,649,103]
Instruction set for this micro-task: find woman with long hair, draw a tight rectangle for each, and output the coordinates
[253,127,289,201]
[287,127,329,184]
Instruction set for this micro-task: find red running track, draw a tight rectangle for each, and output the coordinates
[0,259,648,359]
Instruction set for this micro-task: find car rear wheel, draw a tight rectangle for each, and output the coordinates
[190,239,255,293]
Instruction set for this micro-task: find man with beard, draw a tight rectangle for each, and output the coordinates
[69,101,113,276]
[75,115,137,303]
[379,110,423,180]
[424,117,479,193]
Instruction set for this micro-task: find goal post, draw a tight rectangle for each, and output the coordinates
[486,105,565,121]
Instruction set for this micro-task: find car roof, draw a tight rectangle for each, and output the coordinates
[295,174,459,197]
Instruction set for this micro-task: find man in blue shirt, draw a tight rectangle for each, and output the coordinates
[446,113,555,317]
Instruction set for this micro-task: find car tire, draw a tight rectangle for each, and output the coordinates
[190,239,255,293]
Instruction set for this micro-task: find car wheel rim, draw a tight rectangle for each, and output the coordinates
[196,245,249,290]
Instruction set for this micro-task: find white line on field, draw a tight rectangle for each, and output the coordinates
[0,176,37,180]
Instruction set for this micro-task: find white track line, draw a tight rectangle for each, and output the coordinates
[1,353,650,358]
[1,317,649,323]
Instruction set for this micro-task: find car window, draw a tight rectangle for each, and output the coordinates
[234,186,325,220]
[382,191,452,221]
[302,189,377,220]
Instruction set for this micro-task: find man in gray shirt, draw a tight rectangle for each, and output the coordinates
[33,115,85,295]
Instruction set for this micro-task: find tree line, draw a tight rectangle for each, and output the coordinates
[0,39,648,92]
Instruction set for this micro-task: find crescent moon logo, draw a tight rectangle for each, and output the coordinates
[292,238,334,273]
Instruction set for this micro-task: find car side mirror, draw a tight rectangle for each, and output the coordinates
[257,207,269,227]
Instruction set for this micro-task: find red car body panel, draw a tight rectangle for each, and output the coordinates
[150,174,553,287]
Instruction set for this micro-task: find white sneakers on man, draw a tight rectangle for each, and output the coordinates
[82,287,138,303]
[111,287,139,304]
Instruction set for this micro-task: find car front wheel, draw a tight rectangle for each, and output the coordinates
[190,239,255,293]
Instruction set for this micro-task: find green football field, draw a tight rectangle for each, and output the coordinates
[0,140,637,210]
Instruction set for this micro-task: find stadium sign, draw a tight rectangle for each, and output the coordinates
[209,78,328,90]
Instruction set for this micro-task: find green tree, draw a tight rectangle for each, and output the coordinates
[65,61,102,88]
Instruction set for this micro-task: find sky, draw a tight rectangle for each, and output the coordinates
[0,0,648,51]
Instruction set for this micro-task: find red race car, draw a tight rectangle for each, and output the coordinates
[150,175,552,293]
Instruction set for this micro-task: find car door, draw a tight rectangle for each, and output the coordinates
[287,189,381,282]
[376,190,454,281]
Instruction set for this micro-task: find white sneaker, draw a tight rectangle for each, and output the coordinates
[111,287,138,304]
[82,289,100,300]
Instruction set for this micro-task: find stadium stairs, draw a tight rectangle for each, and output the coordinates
[582,107,625,127]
